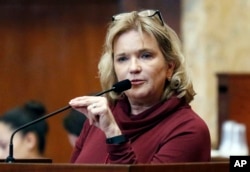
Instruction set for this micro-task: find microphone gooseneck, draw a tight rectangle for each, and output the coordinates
[5,79,131,163]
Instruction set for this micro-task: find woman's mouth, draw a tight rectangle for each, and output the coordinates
[130,79,145,85]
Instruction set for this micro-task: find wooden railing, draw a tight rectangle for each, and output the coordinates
[0,162,229,172]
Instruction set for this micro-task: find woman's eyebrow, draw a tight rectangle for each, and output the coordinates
[114,52,126,57]
[138,48,155,54]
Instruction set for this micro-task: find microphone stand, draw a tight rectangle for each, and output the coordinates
[5,88,114,163]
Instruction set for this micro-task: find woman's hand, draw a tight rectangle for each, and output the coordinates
[69,96,121,138]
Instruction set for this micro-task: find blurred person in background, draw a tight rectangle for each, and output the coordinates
[0,100,49,159]
[63,109,86,147]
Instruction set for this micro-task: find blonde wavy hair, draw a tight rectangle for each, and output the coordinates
[98,10,195,104]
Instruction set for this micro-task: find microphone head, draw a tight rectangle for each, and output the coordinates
[112,79,132,93]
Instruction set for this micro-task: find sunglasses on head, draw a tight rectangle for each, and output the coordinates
[112,9,164,26]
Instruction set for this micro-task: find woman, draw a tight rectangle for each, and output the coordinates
[69,9,211,164]
[0,100,48,159]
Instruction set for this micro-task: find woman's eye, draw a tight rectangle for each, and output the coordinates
[141,53,153,59]
[116,56,128,62]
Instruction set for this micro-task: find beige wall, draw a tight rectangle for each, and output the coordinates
[182,0,250,147]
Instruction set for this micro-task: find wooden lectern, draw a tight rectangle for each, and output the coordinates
[0,162,229,172]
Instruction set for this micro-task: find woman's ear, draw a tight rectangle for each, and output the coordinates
[23,132,37,151]
[166,61,175,78]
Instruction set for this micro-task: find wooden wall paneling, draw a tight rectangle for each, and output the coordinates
[0,0,117,163]
[117,0,181,36]
[217,74,230,148]
[217,73,250,151]
[227,74,250,150]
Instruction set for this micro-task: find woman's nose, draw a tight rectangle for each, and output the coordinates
[129,58,141,73]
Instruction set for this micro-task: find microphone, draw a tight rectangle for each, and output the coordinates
[5,79,131,163]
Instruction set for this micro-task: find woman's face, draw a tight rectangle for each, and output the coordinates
[113,30,174,105]
[0,122,29,159]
